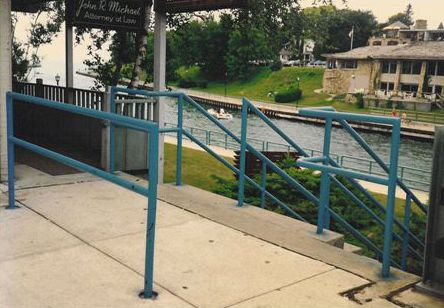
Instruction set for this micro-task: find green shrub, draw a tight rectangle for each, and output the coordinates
[386,98,393,109]
[175,65,207,89]
[397,101,406,110]
[355,93,365,109]
[274,87,302,103]
[177,79,197,88]
[270,59,283,72]
[211,156,426,274]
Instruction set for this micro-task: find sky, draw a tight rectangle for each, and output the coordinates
[14,0,444,87]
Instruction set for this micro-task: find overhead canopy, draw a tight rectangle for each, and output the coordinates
[155,0,248,13]
[12,0,53,13]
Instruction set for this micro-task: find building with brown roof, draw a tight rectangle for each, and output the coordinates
[323,21,444,111]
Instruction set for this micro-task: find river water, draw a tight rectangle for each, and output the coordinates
[71,73,434,189]
[163,99,433,169]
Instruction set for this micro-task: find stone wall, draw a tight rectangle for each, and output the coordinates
[323,60,373,95]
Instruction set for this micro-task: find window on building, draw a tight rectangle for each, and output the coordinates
[401,84,419,92]
[382,61,397,74]
[380,82,395,92]
[387,41,399,46]
[327,60,337,69]
[402,61,422,75]
[426,61,444,76]
[372,41,382,46]
[427,85,443,94]
[438,61,444,76]
[427,61,436,76]
[341,60,358,69]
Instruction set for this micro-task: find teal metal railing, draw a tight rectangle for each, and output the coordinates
[162,123,431,192]
[109,88,427,278]
[6,92,159,299]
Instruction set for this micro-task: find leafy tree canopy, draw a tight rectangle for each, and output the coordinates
[387,3,414,26]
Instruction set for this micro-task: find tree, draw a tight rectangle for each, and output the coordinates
[129,1,153,88]
[387,3,414,26]
[12,0,64,81]
[438,22,444,30]
[303,6,378,58]
[226,27,271,80]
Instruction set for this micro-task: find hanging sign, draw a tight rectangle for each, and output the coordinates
[154,0,248,13]
[66,0,148,32]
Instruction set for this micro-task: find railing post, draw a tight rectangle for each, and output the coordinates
[238,98,248,207]
[143,128,159,299]
[318,118,333,233]
[35,78,44,98]
[260,160,267,208]
[176,94,183,186]
[225,134,228,149]
[6,93,17,210]
[382,118,401,278]
[101,86,111,171]
[109,88,116,173]
[401,194,412,270]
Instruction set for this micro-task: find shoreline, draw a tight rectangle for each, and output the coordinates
[77,71,435,142]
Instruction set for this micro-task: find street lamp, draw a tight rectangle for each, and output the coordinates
[55,73,61,86]
[224,71,228,97]
[296,77,301,108]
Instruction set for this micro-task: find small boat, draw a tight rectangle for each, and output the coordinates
[208,108,233,120]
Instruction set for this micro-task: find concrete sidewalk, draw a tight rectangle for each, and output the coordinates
[1,168,441,308]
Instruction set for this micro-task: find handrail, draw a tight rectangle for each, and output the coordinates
[163,122,431,192]
[108,87,425,277]
[5,92,159,299]
[297,107,402,278]
[338,119,428,213]
[242,99,425,255]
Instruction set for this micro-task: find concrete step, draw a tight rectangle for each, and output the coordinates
[343,242,364,255]
[156,183,345,249]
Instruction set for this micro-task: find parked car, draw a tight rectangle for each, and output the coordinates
[310,60,326,67]
[287,60,302,67]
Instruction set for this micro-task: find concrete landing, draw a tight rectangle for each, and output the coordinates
[0,170,441,307]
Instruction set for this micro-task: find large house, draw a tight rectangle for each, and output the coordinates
[323,20,444,111]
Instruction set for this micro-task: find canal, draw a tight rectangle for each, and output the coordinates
[71,74,433,190]
[163,98,433,190]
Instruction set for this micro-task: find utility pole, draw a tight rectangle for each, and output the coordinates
[66,24,74,88]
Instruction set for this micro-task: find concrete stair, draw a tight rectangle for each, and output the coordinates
[155,183,365,254]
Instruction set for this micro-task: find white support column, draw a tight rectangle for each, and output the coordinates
[0,0,12,182]
[153,11,166,184]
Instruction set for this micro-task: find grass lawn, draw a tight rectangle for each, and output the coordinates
[195,67,329,105]
[127,65,443,117]
[164,143,234,191]
[184,66,373,113]
[163,143,424,219]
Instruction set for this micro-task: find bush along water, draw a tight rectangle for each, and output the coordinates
[176,65,208,89]
[274,87,302,103]
[211,156,426,274]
